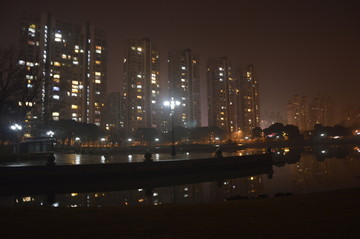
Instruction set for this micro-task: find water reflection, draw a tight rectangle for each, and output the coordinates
[1,147,360,207]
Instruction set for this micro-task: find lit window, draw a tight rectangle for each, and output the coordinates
[137,47,142,52]
[72,81,78,85]
[96,46,102,50]
[95,72,101,76]
[54,62,61,66]
[95,80,101,84]
[71,105,78,109]
[54,74,60,79]
[54,33,62,42]
[95,60,101,65]
[53,95,60,100]
[53,87,60,91]
[73,61,79,65]
[61,54,67,59]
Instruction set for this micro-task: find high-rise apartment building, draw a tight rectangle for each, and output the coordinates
[105,92,122,129]
[235,64,260,136]
[123,38,160,135]
[309,94,332,127]
[341,105,360,127]
[18,12,107,126]
[207,57,237,134]
[260,111,285,129]
[287,95,309,131]
[168,49,201,128]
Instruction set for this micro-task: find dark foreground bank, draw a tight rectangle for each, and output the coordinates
[1,188,360,239]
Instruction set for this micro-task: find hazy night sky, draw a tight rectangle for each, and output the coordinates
[1,0,360,125]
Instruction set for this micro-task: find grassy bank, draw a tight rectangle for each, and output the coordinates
[1,188,360,238]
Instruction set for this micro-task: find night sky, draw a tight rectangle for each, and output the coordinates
[1,0,360,125]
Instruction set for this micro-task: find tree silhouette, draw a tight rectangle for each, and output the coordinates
[0,46,42,141]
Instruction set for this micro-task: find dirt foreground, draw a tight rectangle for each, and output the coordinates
[1,188,360,239]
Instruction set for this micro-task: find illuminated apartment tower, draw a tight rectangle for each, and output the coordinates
[207,57,237,134]
[235,65,260,136]
[168,49,201,128]
[18,12,107,126]
[123,38,160,135]
[287,95,309,131]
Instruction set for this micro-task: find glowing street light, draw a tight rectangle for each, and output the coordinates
[10,123,22,157]
[164,97,181,156]
[47,131,54,138]
[10,124,22,131]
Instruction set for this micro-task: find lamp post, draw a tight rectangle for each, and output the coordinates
[164,98,181,156]
[10,123,22,157]
[47,130,54,138]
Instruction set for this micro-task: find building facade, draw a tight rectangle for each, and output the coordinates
[168,49,201,128]
[309,94,333,127]
[287,95,309,131]
[207,57,237,134]
[235,64,260,136]
[105,92,122,129]
[18,12,107,127]
[122,38,160,135]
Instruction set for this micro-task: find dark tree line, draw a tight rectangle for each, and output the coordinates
[130,126,227,145]
[255,122,353,141]
[40,120,105,147]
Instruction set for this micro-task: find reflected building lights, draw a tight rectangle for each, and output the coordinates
[75,154,80,165]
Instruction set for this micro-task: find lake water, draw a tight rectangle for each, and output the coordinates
[1,147,360,207]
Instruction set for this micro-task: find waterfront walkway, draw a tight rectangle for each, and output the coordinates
[1,188,359,238]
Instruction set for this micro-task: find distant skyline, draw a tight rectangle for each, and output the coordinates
[1,0,360,125]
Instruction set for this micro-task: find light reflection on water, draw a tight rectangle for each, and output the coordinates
[1,147,360,207]
[0,150,261,167]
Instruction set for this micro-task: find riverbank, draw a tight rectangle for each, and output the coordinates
[1,188,359,238]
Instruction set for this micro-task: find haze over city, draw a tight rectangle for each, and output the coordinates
[1,0,360,125]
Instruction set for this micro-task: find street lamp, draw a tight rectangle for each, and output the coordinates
[10,123,22,157]
[164,97,181,156]
[47,130,54,138]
